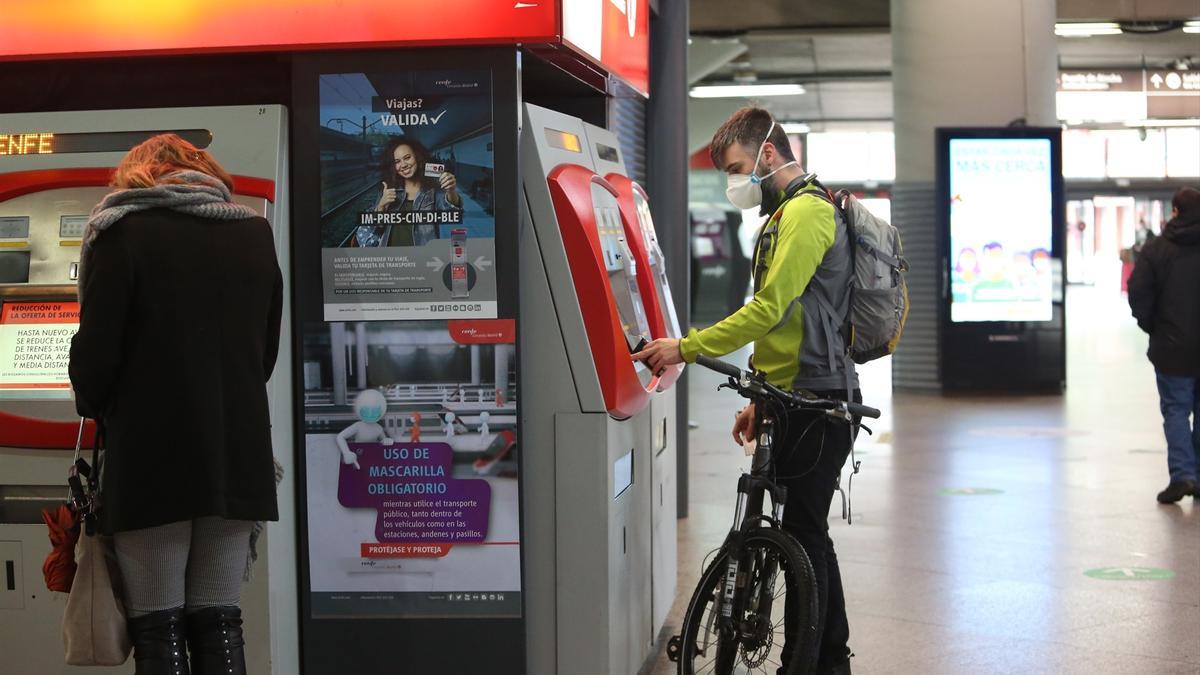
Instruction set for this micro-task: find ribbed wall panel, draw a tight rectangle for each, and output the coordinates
[609,84,648,187]
[891,182,942,391]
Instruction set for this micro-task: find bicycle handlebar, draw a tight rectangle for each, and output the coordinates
[695,354,742,379]
[693,354,881,420]
[846,401,882,420]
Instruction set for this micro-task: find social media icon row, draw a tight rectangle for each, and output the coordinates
[448,593,505,602]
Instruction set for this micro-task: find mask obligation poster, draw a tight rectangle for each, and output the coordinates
[318,70,498,321]
[303,319,521,618]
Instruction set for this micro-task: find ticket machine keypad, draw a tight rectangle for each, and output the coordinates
[0,187,107,286]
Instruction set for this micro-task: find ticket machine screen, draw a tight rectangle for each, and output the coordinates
[628,187,680,338]
[591,182,651,351]
[0,250,31,283]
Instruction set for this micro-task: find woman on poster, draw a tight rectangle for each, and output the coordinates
[371,137,463,246]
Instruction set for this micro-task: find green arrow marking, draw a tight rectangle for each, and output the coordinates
[1085,567,1175,581]
[940,487,1004,496]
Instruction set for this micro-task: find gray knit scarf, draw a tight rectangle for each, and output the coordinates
[85,170,257,247]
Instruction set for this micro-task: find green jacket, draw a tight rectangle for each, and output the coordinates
[679,181,858,390]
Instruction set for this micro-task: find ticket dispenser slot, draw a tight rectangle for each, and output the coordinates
[546,165,658,420]
[606,174,683,391]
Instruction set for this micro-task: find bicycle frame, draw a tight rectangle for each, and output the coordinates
[669,355,881,672]
[714,397,790,659]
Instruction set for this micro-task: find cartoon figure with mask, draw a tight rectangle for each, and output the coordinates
[335,389,393,470]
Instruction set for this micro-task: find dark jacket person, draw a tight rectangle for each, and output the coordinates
[1128,186,1200,504]
[68,134,282,675]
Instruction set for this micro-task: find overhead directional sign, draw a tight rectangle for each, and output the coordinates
[1057,69,1200,121]
[1146,70,1200,118]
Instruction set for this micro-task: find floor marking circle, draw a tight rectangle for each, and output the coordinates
[1085,567,1174,581]
[939,487,1004,496]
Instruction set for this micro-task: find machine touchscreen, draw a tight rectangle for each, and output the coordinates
[590,182,651,354]
[628,184,680,337]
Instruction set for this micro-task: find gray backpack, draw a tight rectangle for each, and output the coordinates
[828,187,909,364]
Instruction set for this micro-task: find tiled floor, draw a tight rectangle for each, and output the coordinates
[649,286,1200,675]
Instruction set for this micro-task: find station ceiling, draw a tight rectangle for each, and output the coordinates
[686,0,1200,148]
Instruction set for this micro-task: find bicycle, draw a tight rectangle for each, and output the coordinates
[667,355,880,675]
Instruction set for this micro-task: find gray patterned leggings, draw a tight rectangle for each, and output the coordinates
[113,517,254,618]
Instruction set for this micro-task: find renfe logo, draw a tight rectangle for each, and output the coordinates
[562,0,647,93]
[609,0,636,37]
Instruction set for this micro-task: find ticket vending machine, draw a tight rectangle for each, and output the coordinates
[0,106,297,675]
[582,122,681,635]
[520,102,679,675]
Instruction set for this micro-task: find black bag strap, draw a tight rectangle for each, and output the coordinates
[68,419,105,535]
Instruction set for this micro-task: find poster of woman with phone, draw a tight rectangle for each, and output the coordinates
[320,69,499,321]
[366,137,463,247]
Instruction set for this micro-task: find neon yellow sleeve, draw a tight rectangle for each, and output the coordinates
[679,195,835,362]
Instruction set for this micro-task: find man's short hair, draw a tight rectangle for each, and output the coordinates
[709,107,796,168]
[1172,186,1200,218]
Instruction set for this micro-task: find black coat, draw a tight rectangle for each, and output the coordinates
[69,209,283,533]
[1128,210,1200,377]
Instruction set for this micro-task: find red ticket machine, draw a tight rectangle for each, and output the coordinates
[577,122,683,392]
[546,163,659,420]
[606,173,683,390]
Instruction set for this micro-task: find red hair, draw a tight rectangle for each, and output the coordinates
[111,133,234,190]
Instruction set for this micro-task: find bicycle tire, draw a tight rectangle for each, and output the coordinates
[677,527,820,675]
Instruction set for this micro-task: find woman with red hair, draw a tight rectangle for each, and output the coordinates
[69,134,281,675]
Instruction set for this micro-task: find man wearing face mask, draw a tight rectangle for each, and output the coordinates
[636,107,858,674]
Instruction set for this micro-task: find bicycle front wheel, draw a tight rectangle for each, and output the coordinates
[677,527,819,675]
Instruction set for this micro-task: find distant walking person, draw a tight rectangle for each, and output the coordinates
[69,134,283,674]
[1128,186,1200,504]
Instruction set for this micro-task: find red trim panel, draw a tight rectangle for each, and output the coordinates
[546,165,656,420]
[0,411,95,450]
[607,173,683,391]
[0,168,276,204]
[0,0,559,62]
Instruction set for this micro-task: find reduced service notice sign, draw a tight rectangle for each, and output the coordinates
[0,301,79,392]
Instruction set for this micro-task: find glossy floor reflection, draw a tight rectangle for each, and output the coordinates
[650,286,1200,674]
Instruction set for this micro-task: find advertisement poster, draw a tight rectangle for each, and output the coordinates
[0,301,79,396]
[303,319,520,618]
[319,70,498,321]
[948,138,1055,323]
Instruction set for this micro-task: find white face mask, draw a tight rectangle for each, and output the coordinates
[724,121,797,210]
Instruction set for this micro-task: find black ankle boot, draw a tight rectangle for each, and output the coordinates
[126,608,190,675]
[186,606,246,675]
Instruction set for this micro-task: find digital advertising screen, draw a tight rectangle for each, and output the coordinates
[318,69,498,322]
[947,137,1056,323]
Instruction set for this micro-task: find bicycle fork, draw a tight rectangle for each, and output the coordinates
[717,481,788,631]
